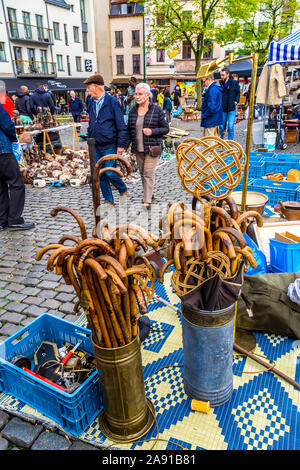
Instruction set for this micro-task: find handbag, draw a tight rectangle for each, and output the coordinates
[147,106,162,157]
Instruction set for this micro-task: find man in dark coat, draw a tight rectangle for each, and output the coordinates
[15,86,34,124]
[219,67,240,140]
[68,90,83,132]
[30,84,55,115]
[0,103,35,231]
[200,74,223,136]
[84,74,128,206]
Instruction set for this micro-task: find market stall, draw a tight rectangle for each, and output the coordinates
[256,29,300,150]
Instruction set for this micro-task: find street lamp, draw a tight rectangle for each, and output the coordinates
[142,6,146,82]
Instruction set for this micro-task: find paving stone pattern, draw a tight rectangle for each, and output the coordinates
[0,117,293,450]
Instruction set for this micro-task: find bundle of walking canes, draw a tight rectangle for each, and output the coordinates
[159,136,264,297]
[36,155,161,348]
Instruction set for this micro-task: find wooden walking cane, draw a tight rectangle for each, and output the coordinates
[233,342,300,390]
[87,138,96,214]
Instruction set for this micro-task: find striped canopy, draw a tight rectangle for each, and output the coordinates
[268,29,300,64]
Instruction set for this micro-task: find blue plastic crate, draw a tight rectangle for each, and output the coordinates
[276,153,300,160]
[264,159,300,176]
[0,314,102,436]
[248,162,266,178]
[249,179,300,206]
[234,177,253,192]
[269,238,300,273]
[250,152,275,160]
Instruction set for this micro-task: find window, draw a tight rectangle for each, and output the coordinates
[64,24,68,45]
[132,30,140,47]
[22,12,32,39]
[203,40,213,59]
[76,56,82,72]
[182,40,191,59]
[0,43,6,62]
[67,55,71,75]
[183,11,192,23]
[28,48,37,73]
[73,26,80,43]
[115,31,123,48]
[57,54,63,71]
[40,49,48,74]
[7,8,19,39]
[133,54,140,74]
[116,55,124,74]
[82,32,88,52]
[36,15,44,41]
[80,0,86,22]
[156,49,165,63]
[156,14,165,25]
[53,22,60,40]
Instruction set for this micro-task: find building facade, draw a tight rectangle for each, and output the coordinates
[99,1,221,95]
[0,0,97,97]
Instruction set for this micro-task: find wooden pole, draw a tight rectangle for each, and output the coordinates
[233,342,300,390]
[241,53,259,213]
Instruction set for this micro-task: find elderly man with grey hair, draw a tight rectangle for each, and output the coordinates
[127,82,169,208]
[200,73,223,137]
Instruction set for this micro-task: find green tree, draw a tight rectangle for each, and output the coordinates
[216,0,300,66]
[138,0,227,108]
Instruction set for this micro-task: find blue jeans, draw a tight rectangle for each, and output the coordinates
[219,110,236,140]
[95,146,127,203]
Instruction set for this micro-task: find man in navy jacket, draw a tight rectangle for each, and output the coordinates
[68,90,84,125]
[30,84,55,115]
[84,74,128,206]
[219,67,240,140]
[0,103,35,231]
[200,74,223,136]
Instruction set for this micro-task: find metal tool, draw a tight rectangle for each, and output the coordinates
[60,341,82,366]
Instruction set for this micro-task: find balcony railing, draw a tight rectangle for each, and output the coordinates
[8,22,53,45]
[14,60,57,77]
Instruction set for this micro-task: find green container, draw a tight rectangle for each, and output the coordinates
[93,333,155,442]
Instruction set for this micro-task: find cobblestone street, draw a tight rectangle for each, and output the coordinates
[0,116,297,450]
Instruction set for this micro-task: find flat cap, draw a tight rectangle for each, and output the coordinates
[84,74,105,86]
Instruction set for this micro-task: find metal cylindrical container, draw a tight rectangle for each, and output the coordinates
[93,333,155,442]
[181,302,235,407]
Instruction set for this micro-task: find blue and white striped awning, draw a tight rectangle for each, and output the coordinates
[268,29,300,64]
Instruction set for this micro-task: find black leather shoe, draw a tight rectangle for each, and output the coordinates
[8,222,35,231]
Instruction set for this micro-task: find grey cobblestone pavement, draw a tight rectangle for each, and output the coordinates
[0,116,298,451]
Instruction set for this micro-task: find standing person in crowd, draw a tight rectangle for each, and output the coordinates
[157,89,165,108]
[128,82,169,209]
[116,89,125,113]
[15,86,34,124]
[126,77,137,112]
[30,83,55,115]
[232,73,239,82]
[150,83,159,104]
[0,103,35,232]
[68,90,83,130]
[172,85,181,108]
[0,91,13,119]
[59,96,67,114]
[183,87,188,105]
[163,90,173,123]
[219,67,240,141]
[84,74,128,206]
[200,74,223,137]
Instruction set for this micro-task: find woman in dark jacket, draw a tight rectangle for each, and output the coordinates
[128,82,169,208]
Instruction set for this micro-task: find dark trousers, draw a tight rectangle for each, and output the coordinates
[73,115,81,123]
[0,153,25,226]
